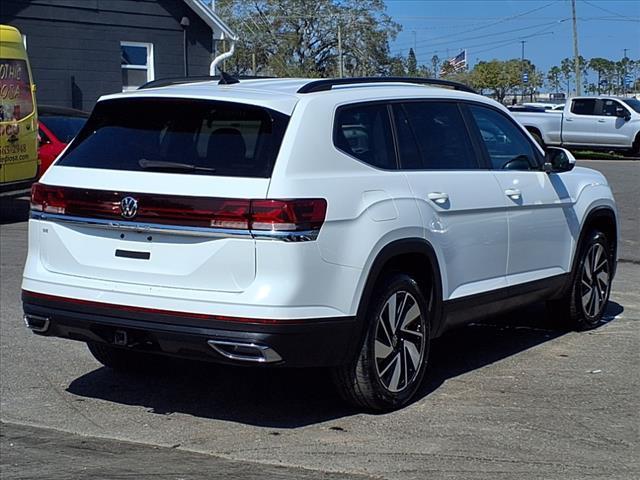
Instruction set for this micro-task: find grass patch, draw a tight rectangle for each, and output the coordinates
[572,150,627,160]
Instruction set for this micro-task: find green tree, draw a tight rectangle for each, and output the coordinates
[407,48,417,76]
[215,0,401,77]
[469,59,520,103]
[431,55,440,79]
[547,66,562,94]
[588,57,614,94]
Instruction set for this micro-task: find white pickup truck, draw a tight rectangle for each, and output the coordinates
[512,96,640,155]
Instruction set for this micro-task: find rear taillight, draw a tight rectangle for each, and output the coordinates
[30,184,327,234]
[250,199,327,232]
[31,183,66,214]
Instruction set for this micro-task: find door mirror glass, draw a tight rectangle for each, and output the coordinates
[543,147,575,173]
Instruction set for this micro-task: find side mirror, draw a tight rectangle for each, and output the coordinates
[543,147,575,173]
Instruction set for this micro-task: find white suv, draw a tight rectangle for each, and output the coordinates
[22,77,618,410]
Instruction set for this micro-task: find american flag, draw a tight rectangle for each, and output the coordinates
[441,50,467,74]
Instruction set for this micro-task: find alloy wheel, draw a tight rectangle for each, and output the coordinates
[580,243,610,319]
[374,291,426,393]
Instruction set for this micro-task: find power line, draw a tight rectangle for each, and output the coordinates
[582,0,632,19]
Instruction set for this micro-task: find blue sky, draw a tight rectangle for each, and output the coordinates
[385,0,640,72]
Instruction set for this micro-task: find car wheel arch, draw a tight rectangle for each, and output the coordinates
[344,238,446,363]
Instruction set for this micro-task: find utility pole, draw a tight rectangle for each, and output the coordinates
[520,40,526,103]
[571,0,582,95]
[337,22,343,78]
[623,48,628,96]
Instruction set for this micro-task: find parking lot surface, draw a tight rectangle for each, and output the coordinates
[1,160,638,479]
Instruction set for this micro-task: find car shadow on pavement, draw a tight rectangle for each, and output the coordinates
[66,301,623,428]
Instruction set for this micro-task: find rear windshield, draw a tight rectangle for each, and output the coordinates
[41,115,87,143]
[57,98,289,177]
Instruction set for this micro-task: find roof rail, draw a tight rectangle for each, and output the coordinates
[138,74,261,90]
[297,77,476,94]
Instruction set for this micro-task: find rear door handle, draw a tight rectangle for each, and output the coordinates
[565,118,573,122]
[505,188,521,200]
[598,119,606,123]
[427,192,449,204]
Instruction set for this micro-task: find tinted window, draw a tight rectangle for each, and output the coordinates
[469,105,537,171]
[57,98,289,178]
[622,98,640,113]
[571,99,596,115]
[334,103,396,169]
[396,102,478,170]
[40,116,87,143]
[601,99,628,117]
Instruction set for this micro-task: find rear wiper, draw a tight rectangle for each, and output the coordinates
[138,158,216,172]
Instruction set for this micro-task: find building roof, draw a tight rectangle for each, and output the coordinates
[183,0,236,40]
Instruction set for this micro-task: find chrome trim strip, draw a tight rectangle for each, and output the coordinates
[30,211,319,242]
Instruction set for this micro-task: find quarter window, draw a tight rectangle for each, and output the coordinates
[469,105,537,171]
[121,42,154,91]
[395,102,479,170]
[334,103,397,169]
[570,99,596,115]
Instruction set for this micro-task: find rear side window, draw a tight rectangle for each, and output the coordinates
[57,98,289,178]
[571,99,596,115]
[395,102,479,170]
[334,103,396,169]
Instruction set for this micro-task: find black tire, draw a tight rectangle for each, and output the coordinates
[332,274,431,411]
[548,231,612,330]
[87,342,161,372]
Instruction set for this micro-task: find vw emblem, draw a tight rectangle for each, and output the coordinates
[120,196,138,219]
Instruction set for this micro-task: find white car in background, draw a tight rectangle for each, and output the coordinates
[22,77,618,410]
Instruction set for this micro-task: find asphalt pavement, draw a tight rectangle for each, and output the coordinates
[1,160,638,479]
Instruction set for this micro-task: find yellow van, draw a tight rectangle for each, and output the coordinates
[0,24,38,197]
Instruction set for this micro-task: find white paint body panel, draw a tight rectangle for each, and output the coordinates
[23,79,618,322]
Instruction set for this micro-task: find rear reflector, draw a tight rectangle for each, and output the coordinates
[31,183,326,233]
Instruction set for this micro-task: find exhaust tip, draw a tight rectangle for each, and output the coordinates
[207,339,282,363]
[24,314,50,333]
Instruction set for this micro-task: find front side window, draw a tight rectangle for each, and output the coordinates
[121,42,154,91]
[56,98,289,178]
[600,99,628,117]
[469,105,538,171]
[570,99,596,115]
[396,102,479,170]
[334,103,396,169]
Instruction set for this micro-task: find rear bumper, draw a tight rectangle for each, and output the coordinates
[22,291,357,367]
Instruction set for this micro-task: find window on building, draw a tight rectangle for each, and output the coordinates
[121,42,154,91]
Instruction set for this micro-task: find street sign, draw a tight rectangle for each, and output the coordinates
[522,72,529,84]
